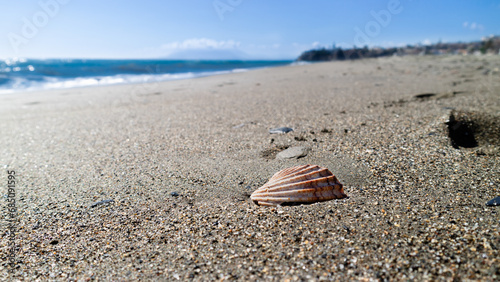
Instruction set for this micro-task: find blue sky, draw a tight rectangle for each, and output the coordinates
[1,0,499,59]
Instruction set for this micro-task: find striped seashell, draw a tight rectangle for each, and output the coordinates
[251,164,347,206]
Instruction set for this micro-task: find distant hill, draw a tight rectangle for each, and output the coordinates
[297,36,500,62]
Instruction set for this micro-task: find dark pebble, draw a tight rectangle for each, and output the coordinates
[49,240,59,245]
[171,192,179,197]
[486,196,500,206]
[90,199,115,208]
[245,185,252,189]
[269,127,293,134]
[343,225,351,233]
[414,93,436,99]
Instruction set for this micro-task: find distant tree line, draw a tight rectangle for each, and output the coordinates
[297,36,500,62]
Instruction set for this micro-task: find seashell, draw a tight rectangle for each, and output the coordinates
[251,164,347,206]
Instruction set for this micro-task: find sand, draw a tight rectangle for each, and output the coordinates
[0,55,499,281]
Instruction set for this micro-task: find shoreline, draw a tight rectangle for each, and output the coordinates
[0,59,296,96]
[0,55,499,280]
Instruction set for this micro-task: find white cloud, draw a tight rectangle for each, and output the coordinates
[422,39,431,45]
[463,21,484,31]
[162,38,240,50]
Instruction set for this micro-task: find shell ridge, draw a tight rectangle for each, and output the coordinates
[257,185,339,198]
[256,174,338,192]
[268,165,315,182]
[264,167,330,188]
[260,174,339,193]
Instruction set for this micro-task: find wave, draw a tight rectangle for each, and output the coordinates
[0,59,293,94]
[0,69,244,94]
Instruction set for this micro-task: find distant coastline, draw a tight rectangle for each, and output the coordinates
[297,36,500,61]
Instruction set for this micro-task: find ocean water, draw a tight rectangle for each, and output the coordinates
[0,58,294,94]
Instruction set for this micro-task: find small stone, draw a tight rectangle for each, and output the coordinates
[276,146,310,159]
[486,196,500,206]
[171,192,179,197]
[261,145,289,160]
[414,93,436,99]
[49,240,59,245]
[269,127,293,134]
[90,199,114,208]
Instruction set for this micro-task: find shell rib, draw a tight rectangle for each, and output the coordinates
[251,164,347,206]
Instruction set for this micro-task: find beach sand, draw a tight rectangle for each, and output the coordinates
[1,55,499,280]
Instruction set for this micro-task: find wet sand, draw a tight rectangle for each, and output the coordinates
[0,55,499,280]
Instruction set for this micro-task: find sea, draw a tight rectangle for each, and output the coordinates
[0,58,295,94]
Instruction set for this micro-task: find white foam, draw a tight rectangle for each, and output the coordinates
[0,69,247,94]
[290,61,311,66]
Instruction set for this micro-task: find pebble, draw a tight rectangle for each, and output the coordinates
[90,199,115,208]
[171,192,180,197]
[276,146,310,159]
[269,127,293,134]
[486,196,500,206]
[413,93,436,99]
